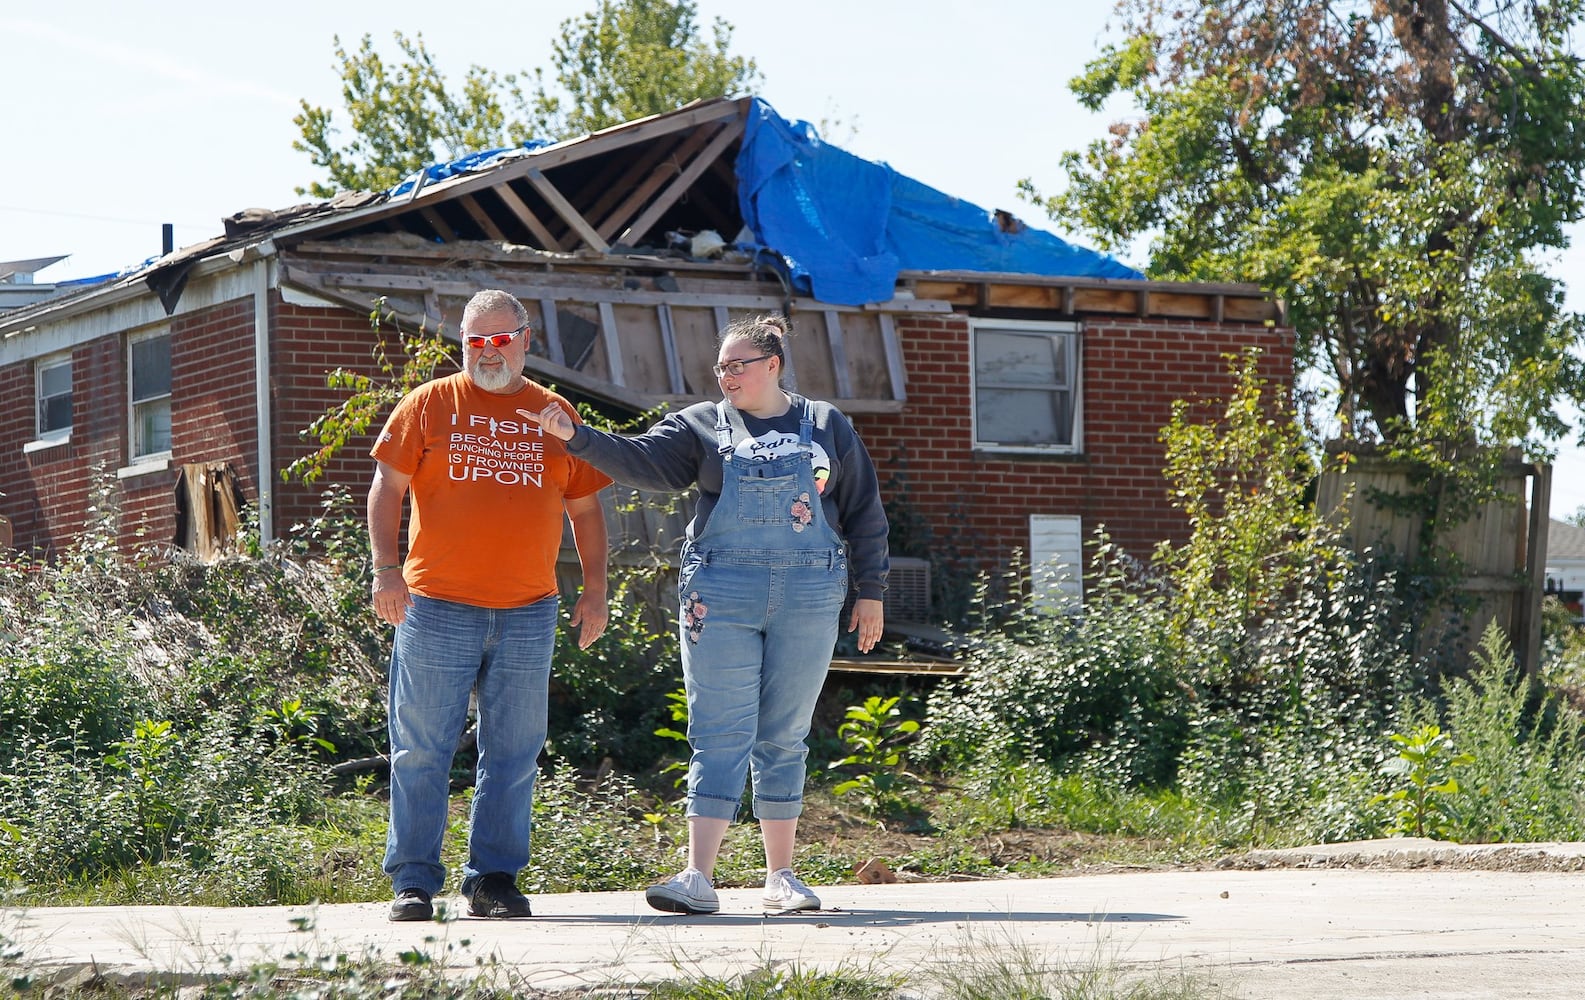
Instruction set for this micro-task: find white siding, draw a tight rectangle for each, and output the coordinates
[1029,514,1083,613]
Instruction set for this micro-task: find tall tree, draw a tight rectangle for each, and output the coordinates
[293,31,525,198]
[1034,1,1585,463]
[524,0,760,139]
[293,1,759,197]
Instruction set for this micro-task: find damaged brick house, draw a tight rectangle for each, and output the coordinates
[0,96,1290,623]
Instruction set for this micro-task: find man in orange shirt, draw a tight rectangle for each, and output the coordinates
[368,289,611,922]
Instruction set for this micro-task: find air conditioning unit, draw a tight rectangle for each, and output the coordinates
[885,556,932,622]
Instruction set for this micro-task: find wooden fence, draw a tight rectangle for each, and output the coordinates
[1314,452,1551,675]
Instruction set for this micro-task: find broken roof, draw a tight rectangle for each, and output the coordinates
[266,96,1143,302]
[11,96,1140,321]
[734,98,1140,303]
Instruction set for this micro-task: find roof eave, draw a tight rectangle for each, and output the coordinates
[0,244,273,337]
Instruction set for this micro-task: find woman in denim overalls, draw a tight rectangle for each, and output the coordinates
[534,314,889,914]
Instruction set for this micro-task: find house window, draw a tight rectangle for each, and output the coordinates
[36,355,72,439]
[970,319,1080,452]
[130,333,172,459]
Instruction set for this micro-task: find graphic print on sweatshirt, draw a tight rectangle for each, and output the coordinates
[735,430,832,494]
[444,410,550,487]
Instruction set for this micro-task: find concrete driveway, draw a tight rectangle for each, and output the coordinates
[5,840,1584,999]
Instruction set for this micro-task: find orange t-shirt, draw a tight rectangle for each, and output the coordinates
[371,373,612,608]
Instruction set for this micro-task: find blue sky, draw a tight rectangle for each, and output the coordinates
[1,1,1128,278]
[4,0,1583,512]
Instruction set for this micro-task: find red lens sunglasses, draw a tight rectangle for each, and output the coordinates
[464,324,528,349]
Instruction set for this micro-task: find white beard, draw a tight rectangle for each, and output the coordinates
[468,358,515,392]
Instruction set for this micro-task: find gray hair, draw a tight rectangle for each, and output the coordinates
[462,289,530,332]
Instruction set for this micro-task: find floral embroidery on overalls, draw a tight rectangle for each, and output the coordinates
[682,590,708,644]
[789,492,814,532]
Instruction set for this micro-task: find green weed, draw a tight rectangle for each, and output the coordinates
[829,695,922,818]
[1440,622,1585,842]
[1370,723,1474,839]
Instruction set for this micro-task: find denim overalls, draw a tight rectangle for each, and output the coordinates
[675,398,849,821]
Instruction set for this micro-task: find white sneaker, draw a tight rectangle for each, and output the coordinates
[645,867,720,914]
[762,867,821,912]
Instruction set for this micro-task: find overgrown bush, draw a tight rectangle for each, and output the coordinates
[546,565,681,769]
[1438,622,1585,842]
[150,488,389,759]
[0,713,325,890]
[522,763,657,892]
[917,538,1426,848]
[918,536,1184,787]
[1171,553,1425,843]
[917,354,1441,847]
[0,592,148,753]
[0,478,155,754]
[0,477,358,895]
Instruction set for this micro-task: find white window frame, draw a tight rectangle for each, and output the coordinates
[969,318,1081,453]
[28,353,73,450]
[128,330,173,462]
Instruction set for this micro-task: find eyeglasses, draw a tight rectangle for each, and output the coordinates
[463,324,528,349]
[712,354,774,378]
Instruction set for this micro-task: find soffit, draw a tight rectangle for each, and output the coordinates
[903,271,1286,325]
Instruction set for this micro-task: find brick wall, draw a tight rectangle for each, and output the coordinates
[2,337,134,559]
[269,302,412,534]
[854,312,1293,575]
[4,295,1291,575]
[1,299,266,557]
[0,358,51,554]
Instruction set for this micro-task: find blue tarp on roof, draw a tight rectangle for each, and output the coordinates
[735,98,1141,306]
[388,142,550,199]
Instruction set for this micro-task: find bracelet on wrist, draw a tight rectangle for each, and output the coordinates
[373,564,402,574]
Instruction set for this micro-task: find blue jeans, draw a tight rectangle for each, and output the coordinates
[678,550,846,821]
[383,593,556,897]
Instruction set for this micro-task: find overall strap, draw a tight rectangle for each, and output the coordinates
[714,401,734,456]
[798,396,815,451]
[717,397,812,453]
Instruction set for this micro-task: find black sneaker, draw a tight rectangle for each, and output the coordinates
[389,887,433,922]
[467,872,532,918]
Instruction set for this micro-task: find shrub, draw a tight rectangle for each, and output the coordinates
[1132,352,1428,843]
[1370,723,1474,839]
[918,534,1185,787]
[1172,554,1425,843]
[546,564,681,769]
[0,489,156,757]
[828,695,922,818]
[0,598,148,755]
[150,489,390,760]
[0,712,326,891]
[0,736,142,883]
[522,764,656,892]
[1439,622,1585,843]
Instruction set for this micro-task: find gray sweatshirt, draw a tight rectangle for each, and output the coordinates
[565,395,889,602]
